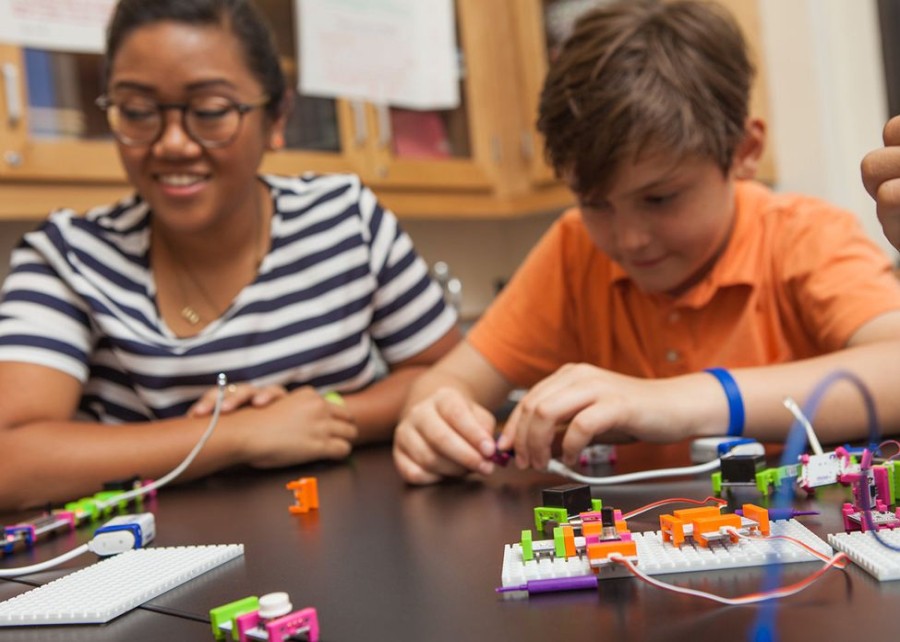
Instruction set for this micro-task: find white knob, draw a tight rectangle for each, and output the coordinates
[258,592,292,619]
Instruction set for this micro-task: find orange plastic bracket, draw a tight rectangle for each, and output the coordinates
[286,477,319,514]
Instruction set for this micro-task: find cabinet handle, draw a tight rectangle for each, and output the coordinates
[2,63,22,128]
[350,100,367,147]
[376,104,392,149]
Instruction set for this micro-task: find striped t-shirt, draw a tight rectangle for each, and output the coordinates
[0,173,456,423]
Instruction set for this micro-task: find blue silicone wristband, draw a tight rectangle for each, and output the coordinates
[704,368,745,437]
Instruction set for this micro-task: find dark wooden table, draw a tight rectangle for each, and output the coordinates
[0,444,895,641]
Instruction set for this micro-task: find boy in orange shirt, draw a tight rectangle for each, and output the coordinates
[394,0,900,483]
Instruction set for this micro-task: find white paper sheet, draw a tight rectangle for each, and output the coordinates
[0,0,116,53]
[297,0,460,110]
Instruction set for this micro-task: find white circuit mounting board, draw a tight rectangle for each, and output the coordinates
[501,519,831,588]
[828,529,900,581]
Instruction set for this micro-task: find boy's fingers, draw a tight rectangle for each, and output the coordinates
[432,391,495,458]
[884,115,900,146]
[394,446,444,485]
[497,402,522,451]
[396,418,481,478]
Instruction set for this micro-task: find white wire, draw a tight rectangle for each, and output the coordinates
[546,457,721,484]
[608,552,843,605]
[0,376,227,577]
[0,543,90,578]
[783,396,823,455]
[95,373,228,511]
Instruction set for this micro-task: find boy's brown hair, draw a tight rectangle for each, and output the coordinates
[537,0,754,198]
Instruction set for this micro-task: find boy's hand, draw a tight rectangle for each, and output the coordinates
[393,387,497,484]
[862,115,900,250]
[497,364,683,471]
[188,383,288,417]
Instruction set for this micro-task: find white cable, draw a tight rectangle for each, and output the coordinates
[0,381,225,577]
[546,457,722,484]
[0,544,90,578]
[783,396,823,455]
[95,373,228,511]
[608,552,845,605]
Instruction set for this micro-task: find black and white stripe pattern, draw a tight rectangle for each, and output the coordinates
[0,174,455,423]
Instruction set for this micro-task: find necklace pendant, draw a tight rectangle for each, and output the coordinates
[181,305,201,325]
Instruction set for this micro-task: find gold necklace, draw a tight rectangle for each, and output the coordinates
[166,198,266,327]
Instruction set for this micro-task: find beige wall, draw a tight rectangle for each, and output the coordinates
[0,220,38,280]
[759,0,893,258]
[402,211,560,320]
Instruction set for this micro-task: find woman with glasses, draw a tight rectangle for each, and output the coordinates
[0,0,460,509]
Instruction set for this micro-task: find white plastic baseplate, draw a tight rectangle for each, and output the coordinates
[828,529,900,581]
[500,519,832,588]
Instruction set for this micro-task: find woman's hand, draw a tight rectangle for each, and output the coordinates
[242,386,358,468]
[188,382,288,417]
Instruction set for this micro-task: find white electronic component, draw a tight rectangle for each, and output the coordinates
[828,530,900,581]
[500,520,832,588]
[0,544,243,626]
[258,591,293,619]
[690,438,765,464]
[89,513,156,556]
[800,452,843,489]
[578,444,617,465]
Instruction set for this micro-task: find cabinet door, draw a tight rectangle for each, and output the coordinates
[0,44,122,182]
[509,0,558,188]
[254,0,367,178]
[511,0,777,187]
[354,0,498,193]
[0,2,368,211]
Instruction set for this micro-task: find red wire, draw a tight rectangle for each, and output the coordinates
[611,550,849,605]
[623,496,726,520]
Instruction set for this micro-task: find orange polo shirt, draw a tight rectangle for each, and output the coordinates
[469,180,900,467]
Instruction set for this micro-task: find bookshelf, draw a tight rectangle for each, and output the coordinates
[0,0,773,220]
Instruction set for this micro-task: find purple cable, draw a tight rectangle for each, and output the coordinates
[496,575,598,595]
[735,508,818,520]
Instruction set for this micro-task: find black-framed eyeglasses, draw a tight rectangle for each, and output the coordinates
[95,94,270,148]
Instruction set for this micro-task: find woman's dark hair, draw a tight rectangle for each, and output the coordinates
[105,0,286,119]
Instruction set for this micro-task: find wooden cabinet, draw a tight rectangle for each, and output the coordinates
[511,0,776,190]
[0,0,772,221]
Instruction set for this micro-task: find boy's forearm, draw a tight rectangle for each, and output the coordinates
[725,341,900,444]
[342,367,431,444]
[401,365,478,416]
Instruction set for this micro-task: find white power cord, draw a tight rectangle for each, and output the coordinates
[0,374,227,577]
[0,544,91,578]
[546,441,764,485]
[782,396,824,456]
[547,457,723,484]
[0,513,157,577]
[94,373,228,511]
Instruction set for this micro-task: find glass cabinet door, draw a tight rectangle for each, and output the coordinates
[512,0,611,188]
[259,0,341,154]
[0,0,570,217]
[22,48,106,142]
[0,0,366,184]
[0,43,122,182]
[357,0,493,192]
[512,0,775,187]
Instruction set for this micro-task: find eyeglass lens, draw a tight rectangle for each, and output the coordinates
[106,96,243,146]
